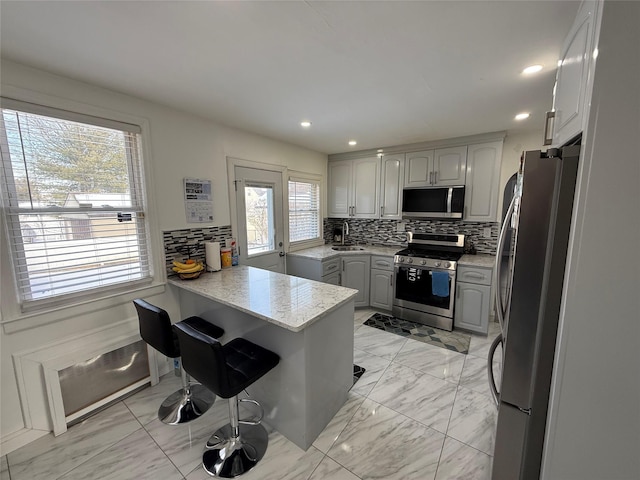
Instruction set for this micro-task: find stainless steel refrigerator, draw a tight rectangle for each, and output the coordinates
[489,144,581,479]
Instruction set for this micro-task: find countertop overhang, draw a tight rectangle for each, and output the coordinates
[168,265,358,332]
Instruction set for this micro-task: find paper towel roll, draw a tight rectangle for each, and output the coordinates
[205,241,221,272]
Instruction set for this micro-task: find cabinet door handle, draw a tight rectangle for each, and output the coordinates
[434,171,438,184]
[544,111,555,146]
[390,275,393,286]
[465,272,485,279]
[380,205,384,217]
[429,171,433,184]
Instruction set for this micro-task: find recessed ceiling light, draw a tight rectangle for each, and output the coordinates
[522,64,543,75]
[515,112,531,121]
[348,140,357,146]
[300,121,312,128]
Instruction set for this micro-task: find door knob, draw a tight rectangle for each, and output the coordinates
[279,252,285,257]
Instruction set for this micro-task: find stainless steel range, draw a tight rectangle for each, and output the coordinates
[392,232,465,331]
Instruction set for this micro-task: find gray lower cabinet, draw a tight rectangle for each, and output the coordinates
[369,255,394,311]
[323,270,340,285]
[455,264,492,334]
[341,255,370,307]
[287,254,369,306]
[286,256,340,284]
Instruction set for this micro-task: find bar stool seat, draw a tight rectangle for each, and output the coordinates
[174,322,279,478]
[133,298,224,425]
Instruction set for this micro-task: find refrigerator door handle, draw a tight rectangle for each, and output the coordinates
[488,332,503,407]
[494,195,517,332]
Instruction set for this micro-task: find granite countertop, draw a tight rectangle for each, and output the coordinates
[168,265,358,333]
[458,253,496,268]
[286,244,402,261]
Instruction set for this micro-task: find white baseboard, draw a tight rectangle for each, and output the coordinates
[1,427,49,456]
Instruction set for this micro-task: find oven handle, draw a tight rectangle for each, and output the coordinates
[394,264,455,275]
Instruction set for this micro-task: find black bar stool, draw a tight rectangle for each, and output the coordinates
[133,298,224,425]
[174,322,280,478]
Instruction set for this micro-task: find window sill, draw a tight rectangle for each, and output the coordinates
[1,282,166,334]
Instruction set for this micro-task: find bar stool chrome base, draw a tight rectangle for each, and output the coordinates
[203,423,268,478]
[158,384,215,425]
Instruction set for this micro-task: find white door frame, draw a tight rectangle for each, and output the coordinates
[226,156,289,263]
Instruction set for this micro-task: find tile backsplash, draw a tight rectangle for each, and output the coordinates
[324,218,499,254]
[163,219,498,273]
[163,225,232,271]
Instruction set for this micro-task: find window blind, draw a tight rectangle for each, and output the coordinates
[0,101,151,309]
[288,178,320,244]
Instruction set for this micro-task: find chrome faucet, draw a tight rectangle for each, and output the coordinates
[342,221,349,245]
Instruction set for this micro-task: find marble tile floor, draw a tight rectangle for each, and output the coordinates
[2,308,502,480]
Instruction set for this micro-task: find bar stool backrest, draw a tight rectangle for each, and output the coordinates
[133,298,180,358]
[174,322,231,398]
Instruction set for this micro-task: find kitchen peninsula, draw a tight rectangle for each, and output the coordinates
[168,265,357,450]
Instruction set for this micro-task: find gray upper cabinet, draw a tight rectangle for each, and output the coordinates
[328,157,380,218]
[404,150,434,187]
[433,146,467,185]
[464,141,503,222]
[327,160,352,217]
[379,153,404,219]
[551,0,599,147]
[404,146,466,187]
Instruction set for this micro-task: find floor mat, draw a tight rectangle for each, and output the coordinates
[352,364,366,387]
[363,312,470,354]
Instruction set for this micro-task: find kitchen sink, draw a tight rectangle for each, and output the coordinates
[331,245,365,251]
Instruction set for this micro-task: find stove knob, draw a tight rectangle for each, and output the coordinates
[420,259,427,266]
[407,258,413,264]
[435,261,442,267]
[444,262,451,269]
[399,257,404,263]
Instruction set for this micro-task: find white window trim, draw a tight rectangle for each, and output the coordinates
[287,170,324,252]
[0,86,165,327]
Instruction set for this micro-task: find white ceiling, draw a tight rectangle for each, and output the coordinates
[0,1,578,155]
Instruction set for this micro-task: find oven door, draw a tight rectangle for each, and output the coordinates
[393,264,456,318]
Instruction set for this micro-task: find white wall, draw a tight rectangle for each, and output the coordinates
[0,60,327,446]
[497,130,545,217]
[542,1,640,478]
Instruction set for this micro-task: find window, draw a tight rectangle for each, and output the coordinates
[244,183,276,255]
[288,174,321,246]
[0,98,151,310]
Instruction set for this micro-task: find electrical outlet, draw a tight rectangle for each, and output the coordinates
[396,222,406,233]
[483,227,492,238]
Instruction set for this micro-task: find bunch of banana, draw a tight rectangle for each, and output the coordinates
[172,259,204,279]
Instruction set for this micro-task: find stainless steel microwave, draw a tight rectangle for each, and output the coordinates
[402,186,465,219]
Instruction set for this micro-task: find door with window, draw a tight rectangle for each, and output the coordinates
[234,166,285,273]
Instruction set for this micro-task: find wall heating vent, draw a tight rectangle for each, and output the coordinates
[58,340,149,419]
